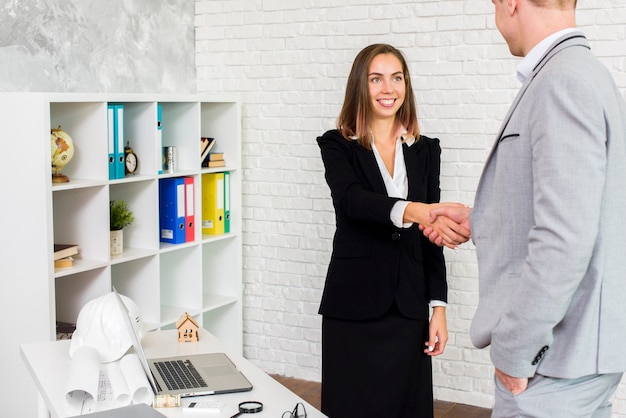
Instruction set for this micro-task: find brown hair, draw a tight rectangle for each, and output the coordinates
[336,44,419,149]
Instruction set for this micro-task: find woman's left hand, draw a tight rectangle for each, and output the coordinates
[424,306,448,356]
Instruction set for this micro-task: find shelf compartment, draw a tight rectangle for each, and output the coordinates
[202,238,242,298]
[55,267,110,325]
[50,101,108,182]
[53,186,109,261]
[118,101,160,176]
[110,179,159,252]
[160,101,201,172]
[112,256,160,328]
[159,246,203,324]
[200,101,241,169]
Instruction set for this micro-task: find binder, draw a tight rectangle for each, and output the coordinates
[115,104,125,179]
[157,104,163,174]
[223,171,230,233]
[159,177,186,244]
[107,105,116,180]
[201,172,225,235]
[184,176,195,242]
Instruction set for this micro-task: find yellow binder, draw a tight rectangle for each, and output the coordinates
[201,172,225,235]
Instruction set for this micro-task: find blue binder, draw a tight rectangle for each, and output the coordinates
[157,104,163,174]
[159,177,186,244]
[114,104,125,179]
[107,105,116,180]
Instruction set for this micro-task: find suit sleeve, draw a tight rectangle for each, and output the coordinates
[419,136,447,303]
[317,130,400,225]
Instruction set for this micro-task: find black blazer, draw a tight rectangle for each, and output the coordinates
[317,129,446,321]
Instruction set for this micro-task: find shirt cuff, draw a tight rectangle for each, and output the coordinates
[430,300,447,308]
[391,201,413,228]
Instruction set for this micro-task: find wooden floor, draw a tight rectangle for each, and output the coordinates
[271,375,492,418]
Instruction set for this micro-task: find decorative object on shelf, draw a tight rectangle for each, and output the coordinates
[109,199,134,255]
[163,146,177,173]
[124,141,138,175]
[50,126,75,183]
[176,312,199,342]
[200,137,216,166]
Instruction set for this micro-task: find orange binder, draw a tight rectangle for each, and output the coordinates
[184,176,195,242]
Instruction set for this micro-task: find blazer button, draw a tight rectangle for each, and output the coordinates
[531,345,549,365]
[391,232,401,240]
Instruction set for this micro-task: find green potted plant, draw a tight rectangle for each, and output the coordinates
[110,200,134,255]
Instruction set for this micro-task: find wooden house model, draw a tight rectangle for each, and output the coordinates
[176,312,199,342]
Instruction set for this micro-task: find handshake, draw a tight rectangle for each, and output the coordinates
[418,203,471,249]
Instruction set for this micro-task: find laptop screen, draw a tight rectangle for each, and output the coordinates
[112,287,159,395]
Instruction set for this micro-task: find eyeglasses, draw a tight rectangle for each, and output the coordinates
[281,402,307,418]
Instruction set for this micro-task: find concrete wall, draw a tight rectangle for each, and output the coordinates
[0,0,195,93]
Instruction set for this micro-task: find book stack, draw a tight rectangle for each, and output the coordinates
[201,137,225,168]
[205,152,225,168]
[54,244,79,268]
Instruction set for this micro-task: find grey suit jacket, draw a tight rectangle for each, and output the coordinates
[470,31,626,379]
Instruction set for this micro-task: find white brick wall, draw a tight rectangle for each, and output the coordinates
[195,0,626,414]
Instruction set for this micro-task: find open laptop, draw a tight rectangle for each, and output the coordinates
[112,287,253,397]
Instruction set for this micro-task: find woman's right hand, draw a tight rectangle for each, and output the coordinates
[419,204,471,249]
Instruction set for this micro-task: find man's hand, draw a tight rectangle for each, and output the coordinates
[495,368,528,395]
[420,205,471,248]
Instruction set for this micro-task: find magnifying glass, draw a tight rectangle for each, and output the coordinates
[230,401,264,417]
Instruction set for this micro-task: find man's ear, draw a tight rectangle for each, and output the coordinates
[506,0,518,16]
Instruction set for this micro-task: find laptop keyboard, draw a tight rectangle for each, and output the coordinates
[154,359,208,390]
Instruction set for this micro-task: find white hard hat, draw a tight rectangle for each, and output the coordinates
[69,291,146,363]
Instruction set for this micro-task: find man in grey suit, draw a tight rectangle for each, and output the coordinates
[424,0,626,416]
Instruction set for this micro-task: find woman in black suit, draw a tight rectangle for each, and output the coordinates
[317,44,467,417]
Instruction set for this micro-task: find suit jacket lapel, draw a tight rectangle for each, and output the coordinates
[354,141,388,194]
[403,140,424,201]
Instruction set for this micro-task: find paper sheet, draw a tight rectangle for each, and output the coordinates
[65,347,153,415]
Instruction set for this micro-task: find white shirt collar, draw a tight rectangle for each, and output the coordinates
[372,137,407,199]
[516,28,578,83]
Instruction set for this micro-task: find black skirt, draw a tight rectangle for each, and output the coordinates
[321,304,433,418]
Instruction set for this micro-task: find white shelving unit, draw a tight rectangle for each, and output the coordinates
[5,93,243,353]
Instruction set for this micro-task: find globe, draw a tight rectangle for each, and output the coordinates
[51,126,75,183]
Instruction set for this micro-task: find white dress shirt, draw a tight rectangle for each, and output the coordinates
[371,135,446,308]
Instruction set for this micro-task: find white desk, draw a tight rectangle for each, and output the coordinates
[21,329,327,418]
